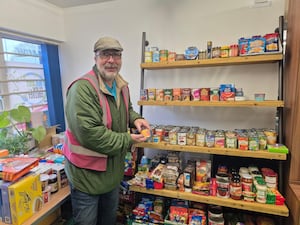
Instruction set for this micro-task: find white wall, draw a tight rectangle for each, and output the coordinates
[60,0,284,130]
[0,0,65,41]
[0,0,285,145]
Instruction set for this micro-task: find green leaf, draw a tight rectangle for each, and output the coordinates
[0,111,10,128]
[10,105,31,123]
[32,126,47,143]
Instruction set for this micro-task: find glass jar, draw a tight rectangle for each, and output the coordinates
[230,175,242,200]
[255,179,267,203]
[220,46,230,58]
[242,173,253,192]
[48,174,58,193]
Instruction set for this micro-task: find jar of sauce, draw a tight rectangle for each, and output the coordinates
[242,174,253,192]
[230,175,242,200]
[48,174,58,193]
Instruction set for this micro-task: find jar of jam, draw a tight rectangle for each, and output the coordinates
[242,174,253,192]
[230,175,242,200]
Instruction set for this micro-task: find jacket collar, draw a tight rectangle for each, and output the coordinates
[92,65,128,95]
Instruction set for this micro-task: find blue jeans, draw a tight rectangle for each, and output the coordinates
[69,182,119,225]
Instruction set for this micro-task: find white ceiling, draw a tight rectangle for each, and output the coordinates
[44,0,113,8]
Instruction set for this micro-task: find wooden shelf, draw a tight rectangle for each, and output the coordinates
[0,186,71,225]
[130,186,289,217]
[138,100,284,107]
[141,54,283,69]
[134,142,287,160]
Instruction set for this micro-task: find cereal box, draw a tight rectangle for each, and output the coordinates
[8,173,43,225]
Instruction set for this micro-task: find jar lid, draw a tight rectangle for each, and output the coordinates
[49,174,57,180]
[40,174,49,182]
[242,174,252,179]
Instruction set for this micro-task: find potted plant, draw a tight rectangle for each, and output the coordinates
[0,105,46,155]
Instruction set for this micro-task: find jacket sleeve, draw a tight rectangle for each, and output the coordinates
[65,80,133,157]
[127,89,144,128]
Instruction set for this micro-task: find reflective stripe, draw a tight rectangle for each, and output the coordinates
[63,131,107,171]
[65,130,107,158]
[84,71,111,128]
[64,70,129,171]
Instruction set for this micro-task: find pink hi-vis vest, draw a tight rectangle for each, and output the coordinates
[63,71,129,171]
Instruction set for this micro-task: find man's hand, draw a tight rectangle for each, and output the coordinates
[134,118,150,132]
[131,133,148,143]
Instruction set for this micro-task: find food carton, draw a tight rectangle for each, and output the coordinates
[1,180,13,224]
[8,173,43,225]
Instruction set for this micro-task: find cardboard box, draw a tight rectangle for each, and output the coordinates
[38,126,58,149]
[8,173,43,225]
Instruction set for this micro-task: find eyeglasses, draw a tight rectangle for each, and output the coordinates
[97,51,122,60]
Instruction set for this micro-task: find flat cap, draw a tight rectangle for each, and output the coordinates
[94,37,123,52]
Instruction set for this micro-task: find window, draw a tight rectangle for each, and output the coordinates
[0,38,48,113]
[0,35,65,132]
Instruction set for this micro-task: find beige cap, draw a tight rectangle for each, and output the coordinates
[94,37,123,52]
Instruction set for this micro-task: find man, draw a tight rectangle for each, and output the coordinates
[63,36,150,225]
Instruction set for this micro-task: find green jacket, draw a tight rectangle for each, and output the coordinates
[64,65,142,194]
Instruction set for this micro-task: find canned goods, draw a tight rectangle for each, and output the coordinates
[48,174,58,193]
[182,88,191,101]
[191,88,200,101]
[172,88,182,101]
[159,50,168,62]
[168,52,176,62]
[206,130,215,147]
[147,88,156,101]
[230,44,239,57]
[144,51,152,62]
[200,88,210,101]
[196,128,206,147]
[155,89,164,101]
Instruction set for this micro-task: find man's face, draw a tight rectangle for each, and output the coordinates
[95,49,122,82]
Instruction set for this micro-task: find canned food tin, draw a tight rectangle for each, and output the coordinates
[172,88,182,101]
[182,88,191,101]
[177,128,188,145]
[152,135,161,143]
[163,89,173,101]
[206,130,215,147]
[168,52,176,62]
[196,128,206,147]
[144,51,152,62]
[169,127,180,145]
[159,50,168,62]
[147,88,156,101]
[191,88,200,101]
[155,89,164,101]
[200,88,210,101]
[140,89,148,101]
